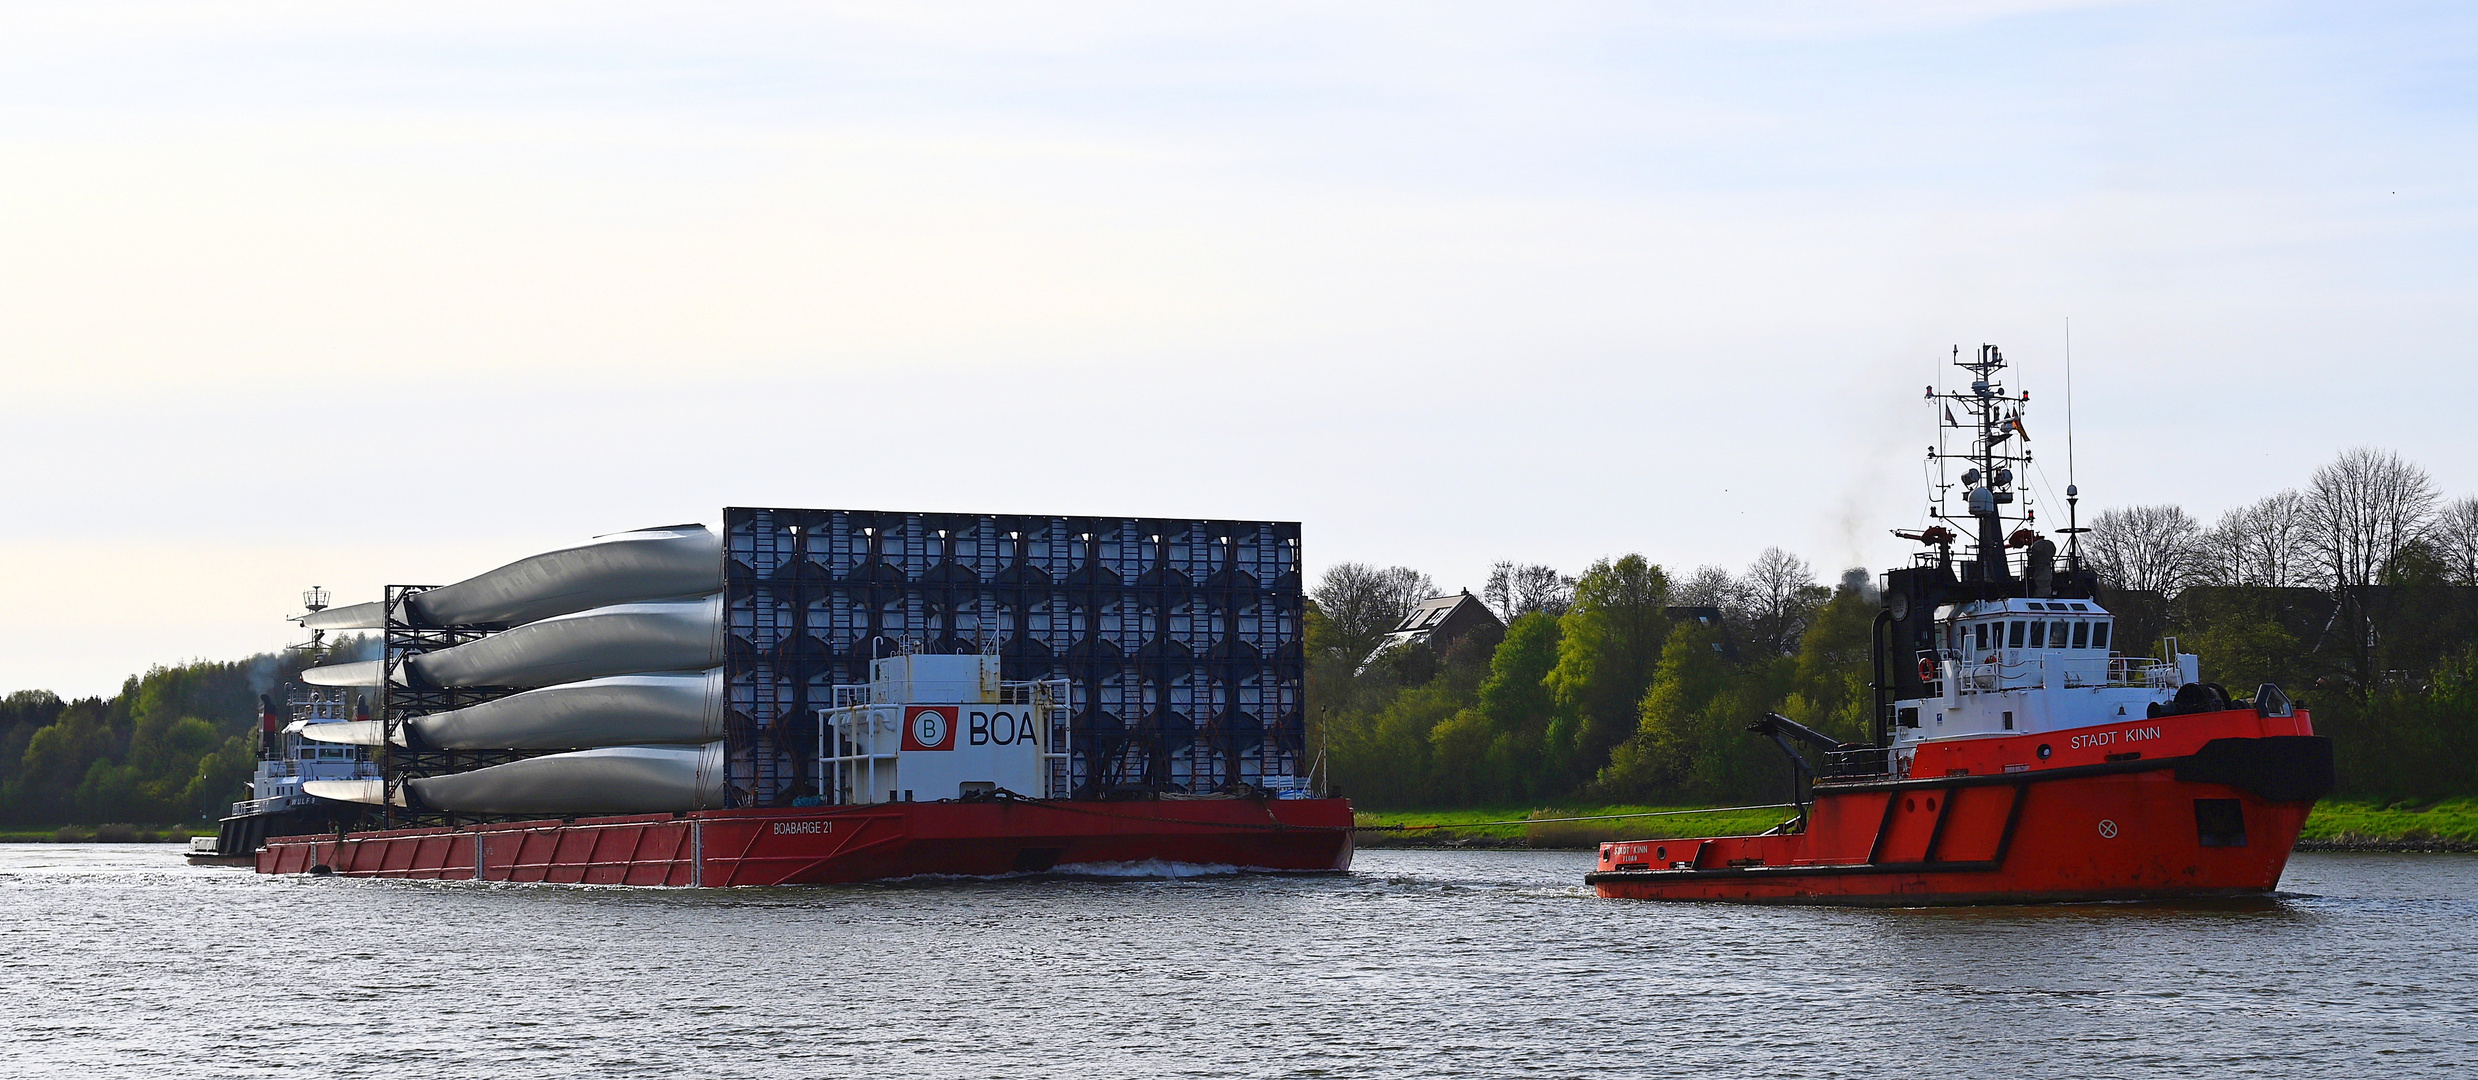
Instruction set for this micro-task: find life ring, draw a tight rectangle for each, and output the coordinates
[1918,656,1938,680]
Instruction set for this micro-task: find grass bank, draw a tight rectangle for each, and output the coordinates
[2299,799,2478,851]
[0,824,212,843]
[1355,804,1800,849]
[1359,799,2478,851]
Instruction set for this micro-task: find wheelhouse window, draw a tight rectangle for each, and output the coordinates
[2048,621,2068,648]
[2071,621,2089,649]
[2026,620,2045,647]
[2092,621,2111,650]
[1974,624,1989,651]
[2009,620,2026,648]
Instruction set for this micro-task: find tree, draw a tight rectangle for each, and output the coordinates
[1483,562,1575,622]
[1311,562,1437,666]
[1739,548,1830,657]
[1427,612,1564,804]
[1542,555,1672,786]
[1779,573,1880,743]
[2304,447,2437,588]
[2084,504,2204,594]
[2427,496,2478,586]
[2196,490,2316,587]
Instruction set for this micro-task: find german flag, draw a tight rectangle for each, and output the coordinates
[2010,415,2031,442]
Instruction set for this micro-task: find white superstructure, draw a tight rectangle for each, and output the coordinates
[816,653,1072,804]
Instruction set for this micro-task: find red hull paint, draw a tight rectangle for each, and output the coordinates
[257,798,1355,887]
[1590,709,2327,905]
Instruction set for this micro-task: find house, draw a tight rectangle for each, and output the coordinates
[1363,590,1505,668]
[1666,605,1741,659]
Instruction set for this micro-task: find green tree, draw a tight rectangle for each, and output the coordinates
[1427,611,1563,804]
[1543,555,1670,787]
[1779,577,1877,743]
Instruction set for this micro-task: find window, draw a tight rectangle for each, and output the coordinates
[2195,799,2247,847]
[2092,621,2111,650]
[2049,621,2069,648]
[2009,621,2027,648]
[2026,620,2045,647]
[2071,621,2089,649]
[1975,624,1989,651]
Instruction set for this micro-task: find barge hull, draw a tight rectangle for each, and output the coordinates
[257,798,1354,886]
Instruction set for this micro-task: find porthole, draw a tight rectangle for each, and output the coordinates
[1904,797,1916,812]
[2037,743,2053,760]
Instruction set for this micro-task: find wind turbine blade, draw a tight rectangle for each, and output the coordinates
[401,742,727,815]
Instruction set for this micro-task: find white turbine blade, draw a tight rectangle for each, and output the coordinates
[401,742,727,815]
[302,660,385,687]
[405,524,722,628]
[405,669,726,749]
[299,600,387,630]
[301,779,388,805]
[407,596,724,689]
[295,720,387,746]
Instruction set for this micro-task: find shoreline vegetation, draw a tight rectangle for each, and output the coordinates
[1355,799,2478,852]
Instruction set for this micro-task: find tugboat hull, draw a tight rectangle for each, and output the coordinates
[1589,717,2331,905]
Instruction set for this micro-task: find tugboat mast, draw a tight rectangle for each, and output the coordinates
[1923,344,2050,593]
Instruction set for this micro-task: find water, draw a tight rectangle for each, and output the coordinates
[2,846,2472,1079]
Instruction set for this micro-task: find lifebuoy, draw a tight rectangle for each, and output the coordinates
[1918,656,1938,680]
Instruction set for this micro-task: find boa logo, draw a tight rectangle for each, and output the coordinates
[903,706,957,751]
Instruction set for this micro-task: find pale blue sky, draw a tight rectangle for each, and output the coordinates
[3,2,2473,695]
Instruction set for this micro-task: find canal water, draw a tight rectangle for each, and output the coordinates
[1,846,2470,1078]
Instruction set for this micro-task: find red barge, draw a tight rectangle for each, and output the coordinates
[1590,344,2334,904]
[258,798,1353,886]
[233,512,1351,885]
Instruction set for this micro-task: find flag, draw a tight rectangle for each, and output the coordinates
[2011,415,2030,441]
[1944,405,1958,427]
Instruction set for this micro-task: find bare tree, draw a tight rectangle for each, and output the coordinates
[1313,563,1437,665]
[1671,565,1740,614]
[1483,561,1575,622]
[2084,504,2204,594]
[2304,447,2438,587]
[1740,548,1830,656]
[2195,490,2316,587]
[2428,496,2478,586]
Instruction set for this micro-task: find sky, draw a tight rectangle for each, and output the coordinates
[2,1,2473,697]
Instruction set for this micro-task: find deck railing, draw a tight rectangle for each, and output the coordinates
[1923,649,2180,695]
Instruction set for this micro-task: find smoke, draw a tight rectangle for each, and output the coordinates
[245,654,282,696]
[1839,567,1881,604]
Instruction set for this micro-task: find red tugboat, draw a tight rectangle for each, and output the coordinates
[1589,345,2334,904]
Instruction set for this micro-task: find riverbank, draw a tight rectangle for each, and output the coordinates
[1357,798,2478,851]
[0,825,209,844]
